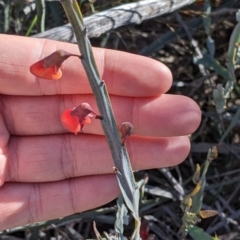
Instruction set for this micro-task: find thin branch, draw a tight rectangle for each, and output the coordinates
[33,0,195,41]
[60,0,141,238]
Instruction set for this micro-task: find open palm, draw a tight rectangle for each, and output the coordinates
[0,35,201,230]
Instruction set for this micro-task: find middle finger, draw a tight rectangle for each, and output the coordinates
[1,94,200,137]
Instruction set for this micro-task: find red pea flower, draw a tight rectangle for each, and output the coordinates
[195,1,203,6]
[30,49,80,80]
[140,220,150,240]
[61,103,102,135]
[119,122,134,145]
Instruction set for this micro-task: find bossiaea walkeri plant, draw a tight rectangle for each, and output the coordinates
[30,1,140,238]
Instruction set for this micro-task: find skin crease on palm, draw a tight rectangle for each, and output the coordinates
[0,34,201,230]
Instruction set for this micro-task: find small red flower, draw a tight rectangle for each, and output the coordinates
[30,49,80,80]
[140,220,150,240]
[194,0,204,6]
[61,103,102,134]
[61,109,81,134]
[119,122,134,145]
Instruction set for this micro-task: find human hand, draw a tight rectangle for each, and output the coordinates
[0,34,201,230]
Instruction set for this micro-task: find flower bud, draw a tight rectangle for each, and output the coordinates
[119,122,134,145]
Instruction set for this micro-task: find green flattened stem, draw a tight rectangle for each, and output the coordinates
[60,1,140,239]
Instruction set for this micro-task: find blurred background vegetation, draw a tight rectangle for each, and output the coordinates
[0,0,240,239]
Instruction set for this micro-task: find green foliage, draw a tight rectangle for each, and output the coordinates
[187,226,219,240]
[180,147,218,240]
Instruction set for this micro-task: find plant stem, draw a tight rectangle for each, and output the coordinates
[60,0,140,238]
[36,0,46,33]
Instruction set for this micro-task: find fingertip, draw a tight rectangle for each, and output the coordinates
[155,61,173,93]
[174,135,191,165]
[182,97,202,135]
[130,135,191,170]
[0,154,7,187]
[0,180,4,187]
[146,59,173,96]
[101,49,172,97]
[162,135,191,167]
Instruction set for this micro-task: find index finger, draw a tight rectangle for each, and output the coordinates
[0,34,172,97]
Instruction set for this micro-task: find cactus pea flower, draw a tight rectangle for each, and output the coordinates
[61,103,102,134]
[30,49,80,80]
